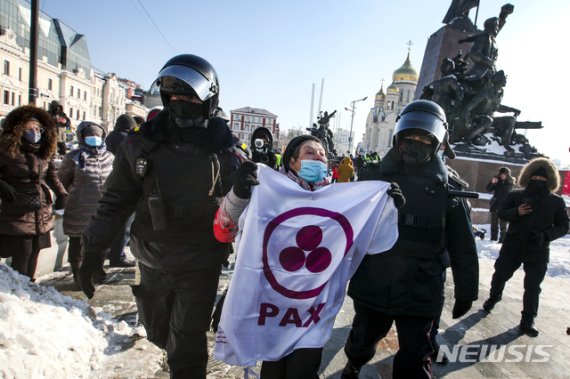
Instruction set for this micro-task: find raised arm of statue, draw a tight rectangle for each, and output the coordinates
[497,3,514,33]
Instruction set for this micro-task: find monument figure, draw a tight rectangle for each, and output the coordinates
[306,110,337,158]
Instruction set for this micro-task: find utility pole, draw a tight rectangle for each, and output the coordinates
[28,0,39,105]
[346,96,367,154]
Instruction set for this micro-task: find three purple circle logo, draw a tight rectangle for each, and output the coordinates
[262,207,354,299]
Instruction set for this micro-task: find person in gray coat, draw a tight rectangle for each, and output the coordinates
[58,121,114,286]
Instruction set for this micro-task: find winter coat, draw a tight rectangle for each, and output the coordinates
[486,175,515,212]
[348,148,479,318]
[0,106,67,236]
[58,130,114,237]
[82,110,242,271]
[498,158,569,263]
[337,157,354,183]
[106,114,136,155]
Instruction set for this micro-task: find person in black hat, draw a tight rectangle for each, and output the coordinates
[483,157,569,337]
[486,166,515,242]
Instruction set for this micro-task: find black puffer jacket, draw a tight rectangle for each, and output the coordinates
[498,158,569,262]
[106,114,136,155]
[82,110,241,271]
[486,176,515,212]
[348,148,479,318]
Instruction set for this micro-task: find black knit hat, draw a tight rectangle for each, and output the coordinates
[499,166,510,175]
[81,122,104,137]
[531,166,548,179]
[282,134,322,173]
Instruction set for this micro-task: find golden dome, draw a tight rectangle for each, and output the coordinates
[393,52,418,82]
[387,83,399,94]
[375,85,385,99]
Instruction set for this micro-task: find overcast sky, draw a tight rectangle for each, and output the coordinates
[39,0,569,164]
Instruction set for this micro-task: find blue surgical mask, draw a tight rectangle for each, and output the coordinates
[298,160,327,183]
[84,136,103,147]
[24,130,42,144]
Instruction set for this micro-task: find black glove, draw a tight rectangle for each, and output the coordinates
[452,300,473,319]
[0,181,17,203]
[529,230,547,245]
[54,195,67,210]
[78,251,106,299]
[387,182,406,209]
[233,161,259,199]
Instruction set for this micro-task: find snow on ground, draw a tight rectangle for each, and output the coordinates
[475,224,570,313]
[0,265,160,379]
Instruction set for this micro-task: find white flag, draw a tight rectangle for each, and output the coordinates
[215,165,398,366]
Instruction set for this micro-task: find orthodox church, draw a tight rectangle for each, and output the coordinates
[362,50,418,157]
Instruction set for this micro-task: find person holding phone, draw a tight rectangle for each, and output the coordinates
[483,157,569,337]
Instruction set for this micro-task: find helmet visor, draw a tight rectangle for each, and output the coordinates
[395,112,447,144]
[157,65,217,102]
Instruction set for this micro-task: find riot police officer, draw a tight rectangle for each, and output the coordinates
[341,100,479,379]
[78,54,241,378]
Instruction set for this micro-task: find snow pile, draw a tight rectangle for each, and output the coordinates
[475,224,570,278]
[0,264,119,378]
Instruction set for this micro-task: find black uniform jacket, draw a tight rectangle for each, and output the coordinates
[348,149,479,318]
[82,110,241,271]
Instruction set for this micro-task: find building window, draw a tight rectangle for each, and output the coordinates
[3,91,9,104]
[76,109,80,119]
[18,95,21,106]
[77,88,81,98]
[11,92,15,105]
[48,78,53,90]
[83,92,87,101]
[18,68,22,81]
[70,85,74,97]
[70,108,74,118]
[3,60,9,76]
[82,111,86,120]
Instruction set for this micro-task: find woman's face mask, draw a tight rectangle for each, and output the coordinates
[298,160,328,183]
[24,129,42,144]
[84,136,103,147]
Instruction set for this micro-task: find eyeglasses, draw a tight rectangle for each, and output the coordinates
[27,126,45,134]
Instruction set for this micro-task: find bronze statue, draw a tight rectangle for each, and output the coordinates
[307,110,337,158]
[443,0,479,24]
[459,4,514,80]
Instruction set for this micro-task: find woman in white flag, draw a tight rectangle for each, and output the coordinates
[213,135,404,378]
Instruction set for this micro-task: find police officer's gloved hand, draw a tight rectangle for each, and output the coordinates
[233,161,259,199]
[387,182,406,209]
[78,251,106,299]
[452,300,473,319]
[0,180,17,203]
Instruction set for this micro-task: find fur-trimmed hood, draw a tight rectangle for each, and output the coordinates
[519,157,560,192]
[0,105,57,160]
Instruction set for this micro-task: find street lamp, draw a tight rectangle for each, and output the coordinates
[346,96,367,154]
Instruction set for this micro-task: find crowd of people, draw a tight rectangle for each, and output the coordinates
[0,53,567,379]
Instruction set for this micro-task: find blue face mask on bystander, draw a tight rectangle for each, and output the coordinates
[24,130,42,144]
[84,136,103,147]
[298,160,327,183]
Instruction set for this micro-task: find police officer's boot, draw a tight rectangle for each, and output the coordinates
[340,360,361,379]
[70,261,80,289]
[483,293,502,312]
[519,317,539,337]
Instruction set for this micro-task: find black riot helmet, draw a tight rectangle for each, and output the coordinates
[156,54,220,118]
[393,99,448,158]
